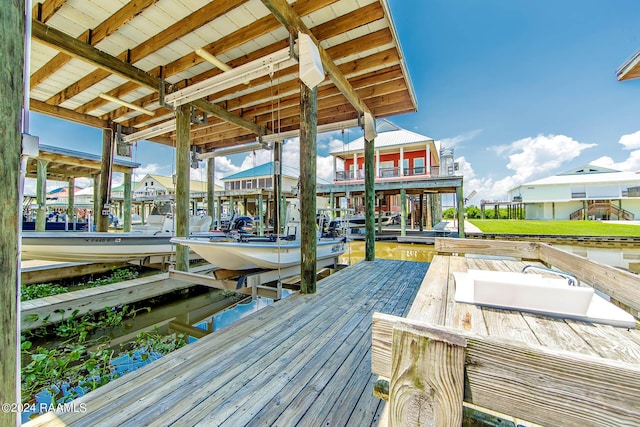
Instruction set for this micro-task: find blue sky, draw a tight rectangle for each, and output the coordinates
[29,0,640,203]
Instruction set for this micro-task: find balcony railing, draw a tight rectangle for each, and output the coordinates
[335,166,440,181]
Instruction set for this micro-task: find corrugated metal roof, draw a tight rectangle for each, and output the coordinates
[514,165,640,188]
[330,120,434,155]
[222,161,299,180]
[40,144,140,168]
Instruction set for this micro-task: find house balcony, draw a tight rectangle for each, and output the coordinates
[334,166,441,183]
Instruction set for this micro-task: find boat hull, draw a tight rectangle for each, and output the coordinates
[21,232,176,262]
[171,237,346,270]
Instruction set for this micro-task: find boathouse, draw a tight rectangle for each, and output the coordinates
[507,164,640,220]
[2,1,420,425]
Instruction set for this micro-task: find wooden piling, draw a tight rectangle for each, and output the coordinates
[67,177,75,226]
[97,126,113,232]
[207,157,215,229]
[456,185,465,237]
[175,104,190,271]
[0,1,24,424]
[123,172,131,232]
[364,136,375,261]
[388,322,466,426]
[400,188,406,237]
[35,159,48,231]
[299,82,317,293]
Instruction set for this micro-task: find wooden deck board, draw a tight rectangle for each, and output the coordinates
[26,259,429,427]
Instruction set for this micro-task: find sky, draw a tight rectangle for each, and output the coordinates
[27,0,640,205]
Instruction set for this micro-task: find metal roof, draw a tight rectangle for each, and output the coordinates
[222,161,298,180]
[25,143,140,181]
[330,119,435,155]
[29,0,418,153]
[513,165,640,188]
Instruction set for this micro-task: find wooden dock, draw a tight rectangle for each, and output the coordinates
[372,238,640,426]
[25,259,429,427]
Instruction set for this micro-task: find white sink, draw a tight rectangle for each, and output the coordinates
[454,269,636,328]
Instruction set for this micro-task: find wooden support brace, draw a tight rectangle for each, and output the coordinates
[387,319,466,426]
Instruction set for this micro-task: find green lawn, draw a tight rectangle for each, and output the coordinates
[468,219,640,236]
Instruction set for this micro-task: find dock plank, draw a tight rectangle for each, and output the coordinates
[25,259,428,427]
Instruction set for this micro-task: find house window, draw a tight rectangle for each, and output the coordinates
[414,158,425,174]
[403,159,409,175]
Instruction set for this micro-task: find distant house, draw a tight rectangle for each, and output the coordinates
[508,165,640,220]
[133,174,222,199]
[318,120,461,229]
[222,162,300,193]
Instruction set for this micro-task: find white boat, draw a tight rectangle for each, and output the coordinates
[21,232,177,262]
[328,214,393,229]
[171,202,347,270]
[170,235,346,270]
[21,215,221,262]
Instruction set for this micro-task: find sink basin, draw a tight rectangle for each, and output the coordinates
[454,269,636,328]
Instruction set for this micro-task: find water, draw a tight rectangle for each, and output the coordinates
[339,241,436,264]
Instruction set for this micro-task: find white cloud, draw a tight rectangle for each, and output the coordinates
[591,150,640,172]
[462,134,597,202]
[619,130,640,150]
[437,129,483,149]
[493,134,596,181]
[132,163,167,181]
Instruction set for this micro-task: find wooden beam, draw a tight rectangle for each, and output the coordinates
[299,82,317,294]
[32,20,158,90]
[364,135,375,261]
[32,0,66,23]
[372,313,640,426]
[74,0,248,114]
[175,105,190,271]
[30,98,108,128]
[0,2,23,423]
[97,127,113,232]
[538,243,640,315]
[261,0,373,116]
[32,20,263,136]
[31,0,159,89]
[388,320,466,426]
[435,237,541,259]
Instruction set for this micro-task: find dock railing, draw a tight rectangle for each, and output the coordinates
[371,237,640,426]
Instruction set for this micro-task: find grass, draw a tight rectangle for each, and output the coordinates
[468,219,640,236]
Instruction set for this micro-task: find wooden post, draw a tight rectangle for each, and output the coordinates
[300,82,317,293]
[456,185,465,238]
[97,126,114,232]
[35,159,48,231]
[273,140,282,234]
[93,174,100,230]
[216,197,222,229]
[388,322,466,426]
[257,193,264,236]
[1,2,24,424]
[140,200,146,225]
[400,188,406,237]
[67,178,75,228]
[123,172,132,232]
[207,157,215,229]
[175,104,190,271]
[364,135,375,261]
[377,195,383,233]
[418,193,424,232]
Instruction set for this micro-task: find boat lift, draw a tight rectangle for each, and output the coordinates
[168,256,341,301]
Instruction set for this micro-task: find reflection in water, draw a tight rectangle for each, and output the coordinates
[339,241,436,265]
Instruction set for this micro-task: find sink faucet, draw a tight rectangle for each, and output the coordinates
[521,265,580,287]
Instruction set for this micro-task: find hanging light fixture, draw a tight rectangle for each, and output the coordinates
[99,93,155,116]
[122,119,177,143]
[165,46,298,108]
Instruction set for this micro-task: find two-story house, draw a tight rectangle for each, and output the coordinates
[318,120,463,230]
[508,165,640,220]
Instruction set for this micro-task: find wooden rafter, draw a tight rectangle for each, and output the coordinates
[31,0,159,89]
[31,19,262,137]
[261,0,373,117]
